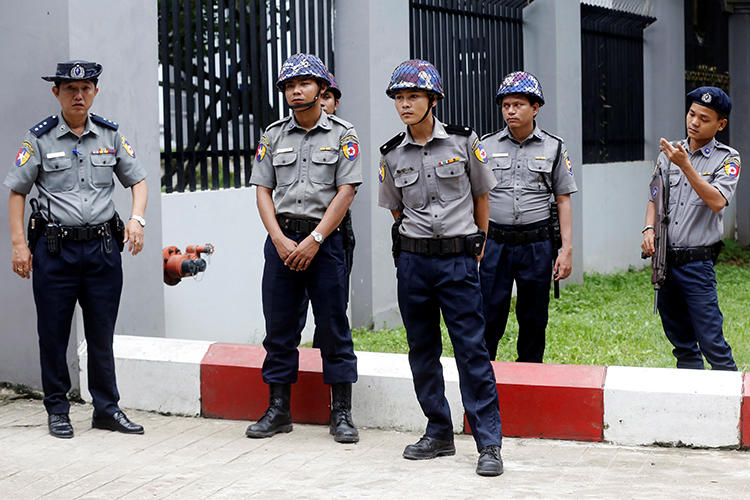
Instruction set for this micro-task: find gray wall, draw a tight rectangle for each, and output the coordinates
[0,0,164,389]
[335,0,410,328]
[523,0,584,284]
[729,3,750,245]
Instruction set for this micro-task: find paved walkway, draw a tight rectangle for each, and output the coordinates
[1,394,749,499]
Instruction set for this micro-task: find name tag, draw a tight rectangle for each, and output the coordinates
[492,153,509,158]
[46,151,65,159]
[276,147,294,154]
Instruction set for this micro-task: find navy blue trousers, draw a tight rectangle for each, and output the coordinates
[397,251,502,452]
[657,260,736,370]
[32,235,122,416]
[479,225,553,362]
[261,231,357,385]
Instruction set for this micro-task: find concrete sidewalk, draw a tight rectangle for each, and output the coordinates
[1,395,749,499]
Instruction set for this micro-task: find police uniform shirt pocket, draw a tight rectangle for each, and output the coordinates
[272,151,298,186]
[435,162,469,201]
[90,154,116,187]
[41,157,75,192]
[525,157,553,190]
[491,156,512,188]
[310,150,338,185]
[394,169,424,209]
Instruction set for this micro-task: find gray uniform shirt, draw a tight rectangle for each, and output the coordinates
[481,125,578,225]
[649,138,741,247]
[378,118,497,239]
[4,113,146,226]
[249,111,362,220]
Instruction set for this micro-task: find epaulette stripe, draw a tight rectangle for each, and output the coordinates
[328,114,354,129]
[443,124,473,136]
[265,116,291,131]
[90,113,119,131]
[540,129,563,144]
[380,132,405,155]
[29,115,59,137]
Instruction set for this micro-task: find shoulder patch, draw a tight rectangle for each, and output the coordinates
[380,132,405,155]
[723,157,740,179]
[328,114,354,129]
[90,113,119,130]
[443,124,473,136]
[29,115,59,137]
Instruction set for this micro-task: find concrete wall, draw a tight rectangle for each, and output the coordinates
[581,162,653,273]
[335,0,410,328]
[161,189,315,344]
[0,0,164,389]
[728,3,750,245]
[523,0,584,284]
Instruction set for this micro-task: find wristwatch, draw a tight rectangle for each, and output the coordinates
[641,225,654,233]
[130,215,146,227]
[311,231,324,244]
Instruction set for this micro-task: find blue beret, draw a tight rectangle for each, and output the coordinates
[42,60,102,83]
[687,86,731,116]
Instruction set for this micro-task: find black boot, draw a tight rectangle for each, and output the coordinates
[245,383,292,438]
[329,383,359,443]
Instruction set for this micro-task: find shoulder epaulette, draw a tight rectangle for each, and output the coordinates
[29,115,59,137]
[480,130,501,141]
[380,132,405,155]
[540,129,563,144]
[90,113,119,130]
[265,115,291,132]
[714,141,738,156]
[328,114,354,129]
[443,124,473,136]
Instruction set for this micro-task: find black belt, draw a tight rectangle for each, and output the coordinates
[399,235,465,256]
[60,223,110,241]
[667,243,722,266]
[277,215,320,234]
[487,223,552,246]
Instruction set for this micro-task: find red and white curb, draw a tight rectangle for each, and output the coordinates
[79,336,750,448]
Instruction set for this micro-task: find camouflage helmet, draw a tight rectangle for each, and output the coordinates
[386,59,444,100]
[496,71,545,106]
[276,53,330,92]
[326,71,341,99]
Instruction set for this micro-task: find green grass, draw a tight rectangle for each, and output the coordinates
[352,239,750,371]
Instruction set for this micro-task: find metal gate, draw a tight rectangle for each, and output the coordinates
[409,0,526,136]
[159,0,335,192]
[581,4,655,164]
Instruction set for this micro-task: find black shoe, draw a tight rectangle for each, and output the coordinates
[92,410,144,434]
[48,413,74,439]
[246,383,293,438]
[403,435,455,460]
[329,383,359,443]
[476,445,504,476]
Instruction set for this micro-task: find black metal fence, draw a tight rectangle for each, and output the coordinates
[159,0,335,192]
[410,0,526,136]
[581,4,655,164]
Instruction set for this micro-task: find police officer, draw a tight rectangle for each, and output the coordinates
[379,59,503,476]
[319,71,341,115]
[5,60,148,438]
[480,72,577,363]
[641,86,739,371]
[247,54,361,443]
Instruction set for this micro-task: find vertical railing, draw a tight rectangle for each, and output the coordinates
[409,0,525,136]
[159,0,335,192]
[581,4,655,164]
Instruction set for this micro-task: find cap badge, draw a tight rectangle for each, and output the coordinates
[70,64,85,79]
[701,92,712,103]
